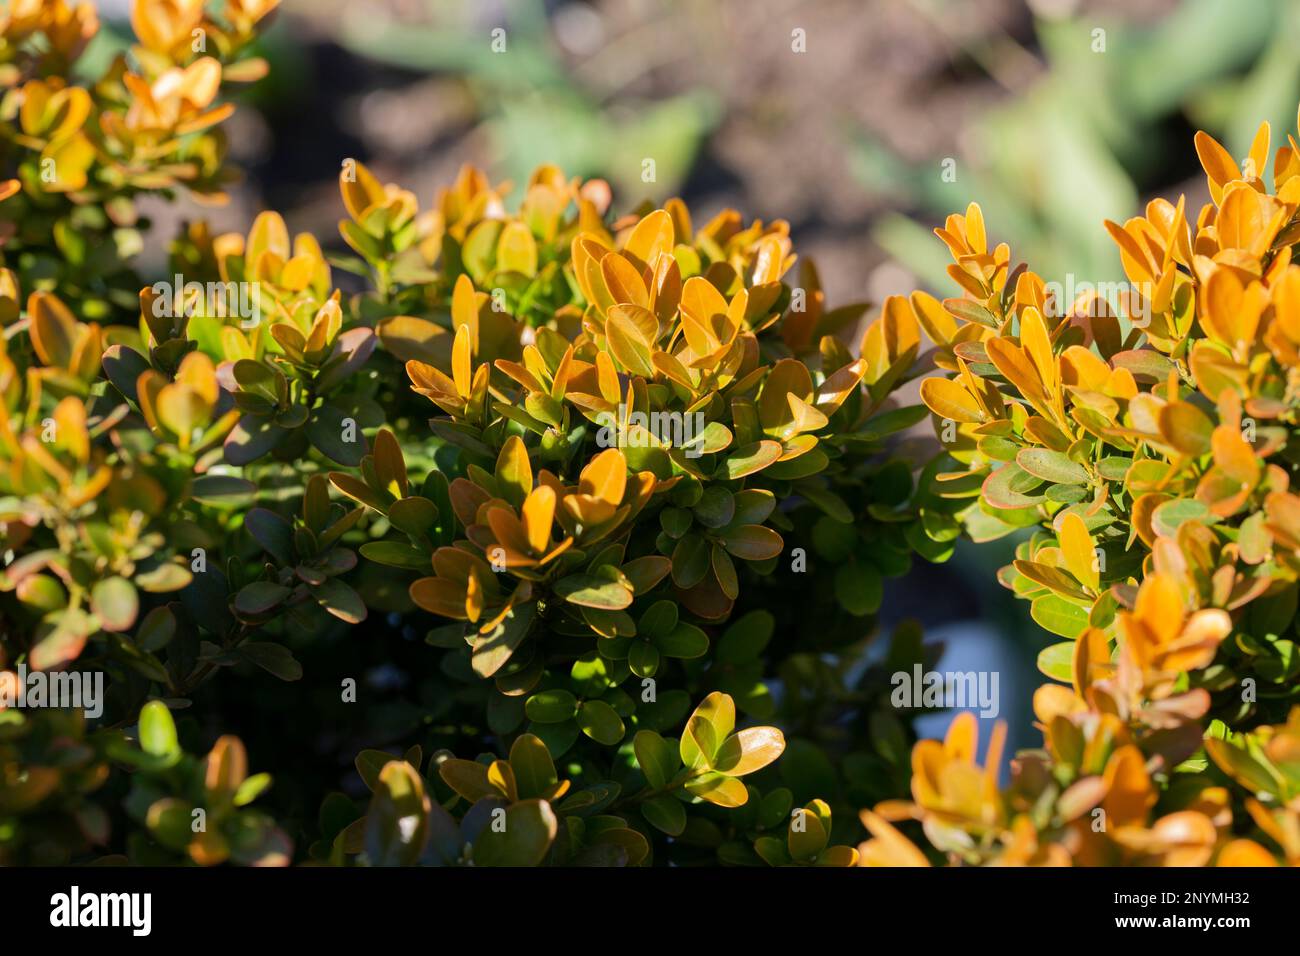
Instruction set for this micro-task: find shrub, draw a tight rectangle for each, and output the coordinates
[1,1,954,867]
[878,107,1300,866]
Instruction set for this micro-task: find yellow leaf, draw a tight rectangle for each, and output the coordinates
[371,428,408,498]
[1194,130,1239,204]
[964,202,987,255]
[29,292,78,368]
[51,396,88,463]
[1246,121,1270,180]
[944,711,977,762]
[451,324,471,398]
[1132,573,1184,648]
[686,772,748,807]
[1058,512,1099,592]
[679,275,728,328]
[339,159,385,222]
[919,377,984,423]
[910,290,957,346]
[605,305,655,378]
[623,209,675,266]
[486,759,518,802]
[571,234,615,313]
[520,485,556,554]
[1101,745,1155,826]
[599,253,650,309]
[578,448,627,507]
[1019,306,1058,401]
[1217,839,1278,867]
[496,221,538,277]
[680,691,735,768]
[1072,627,1109,697]
[857,810,930,867]
[175,351,219,406]
[247,210,290,266]
[494,435,532,508]
[713,726,785,776]
[1212,423,1259,485]
[205,735,248,797]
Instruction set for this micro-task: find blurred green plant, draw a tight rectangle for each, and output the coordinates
[857,0,1300,288]
[331,0,718,195]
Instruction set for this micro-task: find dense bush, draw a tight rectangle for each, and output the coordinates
[870,111,1300,866]
[8,0,1295,871]
[1,0,952,867]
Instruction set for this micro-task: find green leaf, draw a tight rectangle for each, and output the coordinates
[657,622,709,659]
[834,561,882,616]
[146,798,195,851]
[525,690,578,723]
[237,642,303,681]
[472,799,557,866]
[364,760,429,866]
[245,508,295,564]
[641,795,687,836]
[306,405,367,466]
[102,344,150,403]
[763,448,829,480]
[1016,448,1089,485]
[91,577,138,633]
[359,540,429,569]
[224,415,287,466]
[309,578,367,624]
[234,773,273,807]
[471,602,534,678]
[138,700,180,761]
[509,734,558,800]
[633,730,677,788]
[355,749,395,791]
[554,573,633,610]
[1031,594,1090,639]
[660,506,693,538]
[983,462,1046,509]
[135,606,176,653]
[1111,349,1175,383]
[233,580,291,616]
[720,524,783,561]
[638,600,678,639]
[724,440,783,479]
[693,487,735,528]
[670,534,711,588]
[1036,641,1075,682]
[191,474,258,502]
[787,808,828,860]
[759,787,795,829]
[753,835,792,866]
[628,640,660,677]
[1151,497,1212,538]
[577,699,625,745]
[715,610,774,664]
[387,497,439,538]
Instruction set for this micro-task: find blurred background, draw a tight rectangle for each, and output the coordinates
[87,0,1300,758]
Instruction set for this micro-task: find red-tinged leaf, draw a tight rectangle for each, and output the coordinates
[720,525,783,561]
